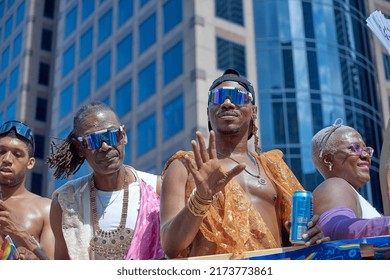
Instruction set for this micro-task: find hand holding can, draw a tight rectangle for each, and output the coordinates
[290,191,313,244]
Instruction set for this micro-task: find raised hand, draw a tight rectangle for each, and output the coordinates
[182,130,246,200]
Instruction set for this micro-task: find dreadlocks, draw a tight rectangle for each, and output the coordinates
[47,102,118,179]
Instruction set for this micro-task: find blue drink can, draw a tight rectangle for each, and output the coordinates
[290,191,313,244]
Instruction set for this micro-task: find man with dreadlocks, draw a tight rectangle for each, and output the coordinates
[311,119,390,240]
[160,69,329,259]
[47,102,164,260]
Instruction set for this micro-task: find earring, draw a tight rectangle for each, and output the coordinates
[328,164,333,171]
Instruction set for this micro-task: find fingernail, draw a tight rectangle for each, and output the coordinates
[302,233,308,239]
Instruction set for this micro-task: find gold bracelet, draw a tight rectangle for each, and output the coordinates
[187,191,211,216]
[191,188,213,204]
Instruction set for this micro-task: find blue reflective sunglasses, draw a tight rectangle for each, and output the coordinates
[208,87,254,106]
[77,126,124,150]
[0,120,35,150]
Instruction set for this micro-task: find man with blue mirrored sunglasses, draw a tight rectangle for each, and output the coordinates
[47,102,164,260]
[160,69,329,259]
[0,120,53,260]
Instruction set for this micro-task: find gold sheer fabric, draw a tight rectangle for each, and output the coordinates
[162,150,303,257]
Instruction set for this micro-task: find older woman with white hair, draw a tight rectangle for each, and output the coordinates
[311,119,390,240]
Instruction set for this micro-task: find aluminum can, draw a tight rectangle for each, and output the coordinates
[289,191,313,244]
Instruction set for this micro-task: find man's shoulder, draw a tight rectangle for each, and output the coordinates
[261,149,284,159]
[53,174,91,196]
[162,150,192,173]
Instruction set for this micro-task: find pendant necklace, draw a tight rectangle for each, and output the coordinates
[95,189,122,219]
[217,151,267,186]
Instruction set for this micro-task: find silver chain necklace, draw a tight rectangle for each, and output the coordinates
[217,151,267,186]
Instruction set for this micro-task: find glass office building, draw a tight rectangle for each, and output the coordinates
[0,0,57,196]
[48,0,257,193]
[254,0,384,211]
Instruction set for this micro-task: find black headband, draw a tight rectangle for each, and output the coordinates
[209,69,255,105]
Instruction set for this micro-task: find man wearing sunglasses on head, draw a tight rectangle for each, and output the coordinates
[47,102,164,260]
[0,121,54,260]
[312,119,390,240]
[160,69,329,259]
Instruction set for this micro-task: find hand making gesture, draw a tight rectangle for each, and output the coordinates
[182,130,246,200]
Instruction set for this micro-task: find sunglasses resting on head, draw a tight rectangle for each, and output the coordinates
[208,87,253,106]
[0,120,35,150]
[77,125,124,150]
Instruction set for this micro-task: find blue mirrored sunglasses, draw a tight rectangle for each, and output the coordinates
[208,87,254,105]
[77,126,124,150]
[0,120,35,149]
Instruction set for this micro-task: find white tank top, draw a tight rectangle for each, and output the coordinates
[94,168,157,231]
[350,185,382,218]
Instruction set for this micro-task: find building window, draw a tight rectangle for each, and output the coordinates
[116,33,132,72]
[79,27,93,62]
[7,0,14,10]
[98,9,112,44]
[12,32,22,58]
[163,41,183,85]
[60,85,73,118]
[41,29,53,51]
[35,97,48,122]
[9,66,19,92]
[65,5,78,38]
[34,134,45,159]
[383,53,390,81]
[215,0,244,26]
[62,44,75,77]
[6,101,16,120]
[139,13,156,54]
[15,1,25,26]
[4,15,12,40]
[118,0,133,27]
[115,80,132,117]
[216,37,246,76]
[1,47,10,71]
[0,1,4,19]
[31,172,43,195]
[163,0,182,34]
[139,0,150,7]
[163,95,184,140]
[96,51,111,88]
[77,69,91,103]
[82,0,94,20]
[38,63,50,85]
[137,113,156,156]
[43,0,55,18]
[0,79,6,102]
[138,62,156,104]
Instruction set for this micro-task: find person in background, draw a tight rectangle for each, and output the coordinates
[47,102,164,260]
[160,69,329,259]
[311,119,390,240]
[0,120,54,260]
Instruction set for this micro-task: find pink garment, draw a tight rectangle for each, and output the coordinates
[126,180,164,260]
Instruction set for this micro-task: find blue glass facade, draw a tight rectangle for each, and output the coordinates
[254,0,383,210]
[52,0,184,182]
